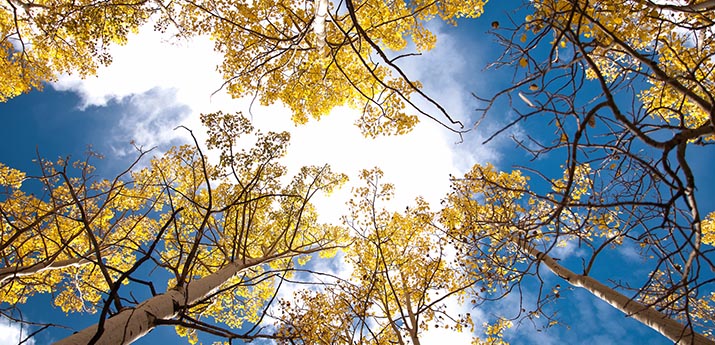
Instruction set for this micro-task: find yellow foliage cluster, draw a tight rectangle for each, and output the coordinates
[276,168,473,344]
[1,113,349,344]
[148,114,347,341]
[0,163,25,188]
[0,156,162,313]
[473,318,512,345]
[0,0,149,100]
[703,212,715,246]
[275,288,361,344]
[441,163,533,295]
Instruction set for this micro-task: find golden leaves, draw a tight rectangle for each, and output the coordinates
[276,168,472,343]
[440,163,532,295]
[0,163,25,189]
[0,0,150,100]
[0,152,165,312]
[703,212,715,246]
[0,0,489,135]
[1,112,348,344]
[473,318,512,345]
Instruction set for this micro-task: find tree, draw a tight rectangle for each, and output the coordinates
[464,0,715,343]
[274,168,475,345]
[1,0,485,135]
[441,164,714,344]
[1,111,347,344]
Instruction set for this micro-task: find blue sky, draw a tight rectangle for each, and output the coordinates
[1,1,713,344]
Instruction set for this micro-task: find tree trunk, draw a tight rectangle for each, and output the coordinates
[0,255,98,283]
[512,236,714,345]
[53,257,264,345]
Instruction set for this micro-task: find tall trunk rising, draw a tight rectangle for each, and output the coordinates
[53,257,264,345]
[512,236,714,345]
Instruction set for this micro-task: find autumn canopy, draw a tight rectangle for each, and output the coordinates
[1,0,714,344]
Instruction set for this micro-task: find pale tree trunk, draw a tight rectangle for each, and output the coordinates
[0,256,93,283]
[53,257,265,345]
[512,236,714,345]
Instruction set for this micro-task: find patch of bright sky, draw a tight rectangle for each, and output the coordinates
[0,317,35,345]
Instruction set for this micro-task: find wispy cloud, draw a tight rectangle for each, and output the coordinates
[107,88,193,156]
[0,318,35,345]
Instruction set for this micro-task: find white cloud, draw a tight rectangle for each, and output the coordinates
[53,28,223,110]
[0,318,35,345]
[396,21,504,165]
[618,243,645,262]
[107,88,194,157]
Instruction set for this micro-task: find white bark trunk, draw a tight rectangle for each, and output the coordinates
[53,257,263,345]
[513,236,713,345]
[313,0,328,50]
[0,256,92,283]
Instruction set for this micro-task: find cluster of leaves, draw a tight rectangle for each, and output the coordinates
[0,152,162,313]
[275,168,474,344]
[0,0,150,100]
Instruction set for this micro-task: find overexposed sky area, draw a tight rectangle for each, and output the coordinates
[52,23,499,222]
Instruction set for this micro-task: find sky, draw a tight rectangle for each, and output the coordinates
[1,1,713,344]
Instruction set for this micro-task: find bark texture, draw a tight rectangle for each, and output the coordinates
[0,256,92,283]
[53,257,263,345]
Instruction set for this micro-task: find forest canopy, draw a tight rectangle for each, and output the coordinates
[1,0,714,344]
